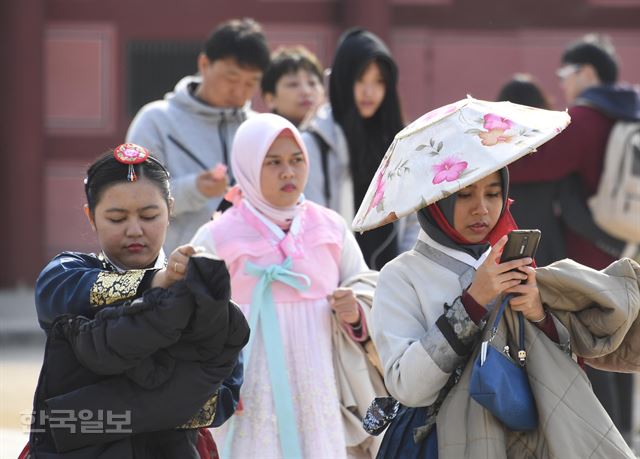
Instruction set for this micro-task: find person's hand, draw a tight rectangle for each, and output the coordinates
[151,245,198,289]
[196,167,228,198]
[328,288,360,325]
[467,235,531,306]
[505,266,546,322]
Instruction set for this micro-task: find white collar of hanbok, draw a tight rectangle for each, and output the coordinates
[243,199,302,242]
[418,230,490,270]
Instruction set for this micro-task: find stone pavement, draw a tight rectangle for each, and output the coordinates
[0,428,30,459]
[0,288,44,458]
[0,287,41,344]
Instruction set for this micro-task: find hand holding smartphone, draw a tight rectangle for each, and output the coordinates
[500,230,541,263]
[500,230,541,283]
[467,229,542,306]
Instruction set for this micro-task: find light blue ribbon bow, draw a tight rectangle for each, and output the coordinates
[223,257,310,459]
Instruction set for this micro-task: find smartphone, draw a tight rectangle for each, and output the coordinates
[500,229,541,264]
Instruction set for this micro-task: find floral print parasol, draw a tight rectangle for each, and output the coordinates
[352,96,571,232]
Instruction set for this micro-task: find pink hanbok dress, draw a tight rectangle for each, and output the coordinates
[190,199,368,459]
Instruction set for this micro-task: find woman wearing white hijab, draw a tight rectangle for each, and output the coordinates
[191,113,384,458]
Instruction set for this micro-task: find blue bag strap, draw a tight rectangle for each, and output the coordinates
[490,293,527,366]
[414,241,527,364]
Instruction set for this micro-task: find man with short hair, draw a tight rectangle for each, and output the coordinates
[509,33,640,445]
[127,18,270,252]
[510,33,640,268]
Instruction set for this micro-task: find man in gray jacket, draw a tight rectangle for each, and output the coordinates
[127,18,270,252]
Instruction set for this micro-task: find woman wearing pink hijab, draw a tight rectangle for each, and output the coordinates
[190,113,385,458]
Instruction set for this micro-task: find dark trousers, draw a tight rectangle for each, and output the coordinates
[586,367,634,443]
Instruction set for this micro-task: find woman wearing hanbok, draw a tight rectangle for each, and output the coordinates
[191,113,386,458]
[30,144,247,458]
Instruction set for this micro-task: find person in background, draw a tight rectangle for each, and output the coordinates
[30,144,247,458]
[302,28,417,270]
[127,18,271,253]
[261,45,326,128]
[496,74,565,267]
[507,33,640,447]
[497,73,630,268]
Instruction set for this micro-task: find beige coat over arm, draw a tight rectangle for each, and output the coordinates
[332,270,388,459]
[436,258,639,459]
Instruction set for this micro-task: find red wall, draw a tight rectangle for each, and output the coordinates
[393,28,640,120]
[2,0,640,286]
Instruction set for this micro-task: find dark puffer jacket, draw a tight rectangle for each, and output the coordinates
[30,256,250,458]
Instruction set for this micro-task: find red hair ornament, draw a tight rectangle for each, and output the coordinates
[114,143,150,181]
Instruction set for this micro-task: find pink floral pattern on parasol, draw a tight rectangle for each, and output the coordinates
[371,168,386,209]
[432,156,468,184]
[478,113,515,146]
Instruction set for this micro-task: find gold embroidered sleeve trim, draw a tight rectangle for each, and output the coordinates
[90,270,146,307]
[177,393,218,429]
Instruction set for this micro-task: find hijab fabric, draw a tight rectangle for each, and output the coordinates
[228,113,309,229]
[418,168,517,259]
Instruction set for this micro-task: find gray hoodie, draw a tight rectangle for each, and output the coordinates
[301,104,354,220]
[126,75,253,252]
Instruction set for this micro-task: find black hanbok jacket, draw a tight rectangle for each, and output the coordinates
[30,254,249,458]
